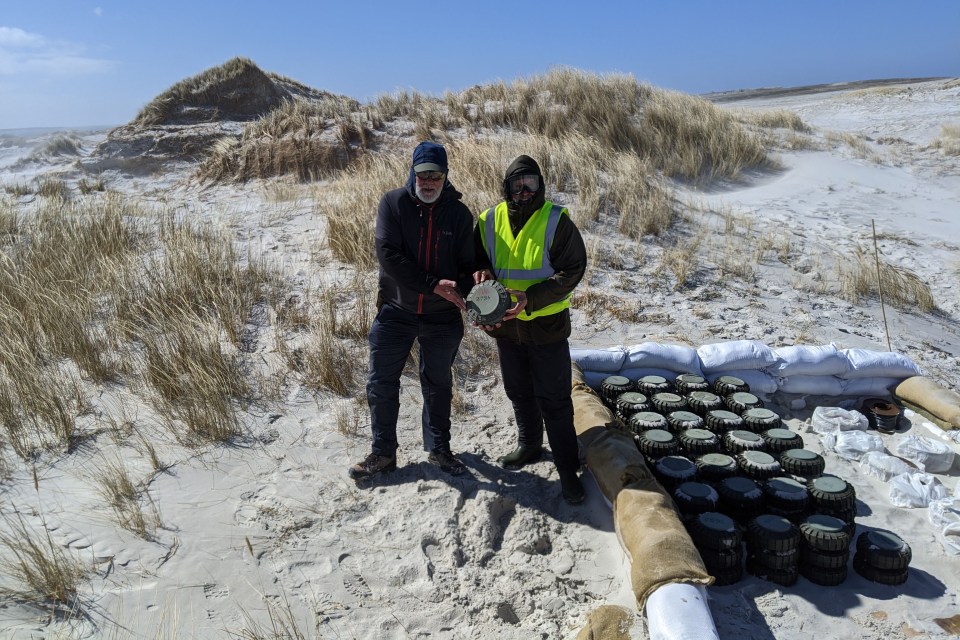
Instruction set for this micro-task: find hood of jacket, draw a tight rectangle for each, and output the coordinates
[502,155,546,222]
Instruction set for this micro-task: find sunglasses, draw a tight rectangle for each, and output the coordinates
[508,174,540,195]
[415,171,445,182]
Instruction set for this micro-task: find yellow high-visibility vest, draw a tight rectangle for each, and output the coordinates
[479,200,570,321]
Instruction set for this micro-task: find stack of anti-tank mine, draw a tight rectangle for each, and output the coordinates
[600,372,912,588]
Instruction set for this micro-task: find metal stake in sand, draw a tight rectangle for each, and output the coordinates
[872,219,892,352]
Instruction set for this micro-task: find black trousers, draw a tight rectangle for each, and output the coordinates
[496,337,580,473]
[367,303,463,457]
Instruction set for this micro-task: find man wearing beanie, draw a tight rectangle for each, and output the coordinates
[472,155,588,504]
[349,141,476,480]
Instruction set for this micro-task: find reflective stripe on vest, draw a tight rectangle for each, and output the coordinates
[480,200,570,321]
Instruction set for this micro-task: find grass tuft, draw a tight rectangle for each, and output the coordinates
[0,510,86,608]
[930,123,960,155]
[838,245,936,312]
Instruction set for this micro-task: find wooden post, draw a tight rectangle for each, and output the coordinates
[872,219,892,351]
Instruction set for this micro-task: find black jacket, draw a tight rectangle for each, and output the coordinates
[375,175,475,317]
[473,203,587,344]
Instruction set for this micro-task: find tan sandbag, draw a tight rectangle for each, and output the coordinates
[584,429,654,503]
[572,361,587,386]
[572,367,620,448]
[895,376,960,428]
[615,482,713,610]
[575,605,634,640]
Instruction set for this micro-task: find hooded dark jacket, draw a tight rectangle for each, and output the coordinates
[473,155,587,344]
[375,172,476,317]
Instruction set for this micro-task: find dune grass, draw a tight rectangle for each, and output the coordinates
[134,57,283,126]
[197,66,772,187]
[838,245,936,312]
[0,510,86,610]
[0,193,289,456]
[37,177,68,199]
[318,131,680,277]
[930,123,960,155]
[78,174,107,194]
[824,130,881,162]
[3,182,33,197]
[93,455,162,539]
[33,134,83,158]
[738,109,810,132]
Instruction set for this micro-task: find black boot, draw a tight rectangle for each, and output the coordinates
[559,468,585,505]
[498,445,543,469]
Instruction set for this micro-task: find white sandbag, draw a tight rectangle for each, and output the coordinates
[840,348,923,379]
[811,406,868,435]
[770,344,850,377]
[584,371,612,391]
[894,435,955,473]
[841,377,903,398]
[570,346,628,373]
[859,451,917,482]
[779,375,846,396]
[646,583,719,640]
[697,340,778,374]
[834,430,884,461]
[889,472,948,508]
[620,367,688,383]
[624,342,703,376]
[706,369,779,396]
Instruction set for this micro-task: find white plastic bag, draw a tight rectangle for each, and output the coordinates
[929,497,960,555]
[888,472,948,508]
[859,451,916,482]
[895,435,955,473]
[811,406,868,436]
[833,430,884,461]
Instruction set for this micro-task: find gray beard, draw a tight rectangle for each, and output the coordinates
[415,184,442,204]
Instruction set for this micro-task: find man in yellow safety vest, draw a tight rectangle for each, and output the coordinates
[473,155,588,504]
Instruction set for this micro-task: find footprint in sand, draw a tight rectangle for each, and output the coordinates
[203,582,230,621]
[203,582,230,600]
[421,535,442,580]
[338,553,372,599]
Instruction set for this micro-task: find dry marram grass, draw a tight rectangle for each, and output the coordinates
[94,455,162,539]
[0,511,86,609]
[930,124,960,155]
[0,194,287,456]
[838,245,936,312]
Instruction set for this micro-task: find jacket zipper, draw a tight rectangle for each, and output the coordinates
[416,202,435,314]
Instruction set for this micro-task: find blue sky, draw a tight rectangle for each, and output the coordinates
[1,0,957,129]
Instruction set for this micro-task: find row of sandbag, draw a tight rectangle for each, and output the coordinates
[572,340,924,400]
[809,406,960,555]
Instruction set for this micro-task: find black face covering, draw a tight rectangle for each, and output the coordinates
[503,155,546,219]
[507,190,546,217]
